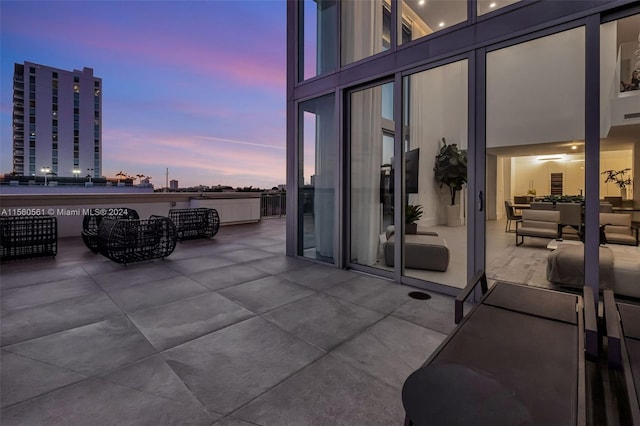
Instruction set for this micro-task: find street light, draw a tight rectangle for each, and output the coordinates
[86,168,94,183]
[72,169,81,179]
[41,166,51,186]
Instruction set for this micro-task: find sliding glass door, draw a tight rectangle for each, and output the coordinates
[485,27,586,287]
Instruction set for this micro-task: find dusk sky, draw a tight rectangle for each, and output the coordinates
[0,0,287,189]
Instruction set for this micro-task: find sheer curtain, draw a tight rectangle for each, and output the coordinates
[351,87,383,266]
[313,96,335,258]
[342,0,384,65]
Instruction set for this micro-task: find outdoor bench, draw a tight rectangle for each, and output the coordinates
[0,215,57,261]
[169,208,220,241]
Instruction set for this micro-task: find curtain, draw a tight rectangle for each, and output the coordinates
[342,0,384,65]
[351,87,383,266]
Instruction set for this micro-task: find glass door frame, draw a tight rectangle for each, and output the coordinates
[477,17,604,301]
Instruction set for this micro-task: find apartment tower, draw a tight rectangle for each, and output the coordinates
[12,61,102,178]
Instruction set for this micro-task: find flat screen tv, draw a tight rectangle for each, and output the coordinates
[405,148,419,194]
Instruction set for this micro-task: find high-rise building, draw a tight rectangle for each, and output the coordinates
[12,62,102,178]
[169,179,179,190]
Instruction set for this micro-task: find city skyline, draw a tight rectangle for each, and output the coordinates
[0,1,286,188]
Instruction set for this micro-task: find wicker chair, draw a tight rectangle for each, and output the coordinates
[82,208,139,253]
[96,215,177,264]
[169,208,220,241]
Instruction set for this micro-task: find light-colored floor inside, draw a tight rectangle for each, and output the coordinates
[1,218,461,426]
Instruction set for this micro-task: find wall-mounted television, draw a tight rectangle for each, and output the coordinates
[405,148,420,194]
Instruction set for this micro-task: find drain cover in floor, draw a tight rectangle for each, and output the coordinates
[408,291,431,300]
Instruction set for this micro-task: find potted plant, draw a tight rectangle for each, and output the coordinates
[405,204,423,234]
[434,138,468,226]
[601,168,632,199]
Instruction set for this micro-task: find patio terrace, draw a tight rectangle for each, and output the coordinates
[0,218,458,426]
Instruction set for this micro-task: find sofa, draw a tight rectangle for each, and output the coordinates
[384,234,449,272]
[516,210,561,246]
[600,213,639,246]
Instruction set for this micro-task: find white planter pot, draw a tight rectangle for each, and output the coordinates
[446,204,464,227]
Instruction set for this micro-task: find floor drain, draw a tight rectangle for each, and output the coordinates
[408,291,431,300]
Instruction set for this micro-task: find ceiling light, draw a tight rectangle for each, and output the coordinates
[418,0,425,5]
[537,154,565,161]
[438,22,445,28]
[571,145,577,150]
[489,2,496,8]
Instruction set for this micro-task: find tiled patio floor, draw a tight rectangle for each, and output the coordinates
[0,218,458,426]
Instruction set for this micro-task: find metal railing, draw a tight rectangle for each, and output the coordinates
[261,193,286,218]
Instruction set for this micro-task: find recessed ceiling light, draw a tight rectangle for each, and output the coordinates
[418,0,425,5]
[571,145,577,150]
[489,2,496,8]
[438,22,445,27]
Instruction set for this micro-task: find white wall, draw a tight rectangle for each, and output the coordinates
[486,27,586,147]
[407,60,468,226]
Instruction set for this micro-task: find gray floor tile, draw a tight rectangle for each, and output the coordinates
[391,292,459,335]
[92,264,182,292]
[1,276,101,311]
[163,317,323,415]
[107,275,209,313]
[1,351,86,408]
[263,293,384,351]
[100,355,202,405]
[5,316,156,375]
[130,292,254,350]
[167,256,236,274]
[0,265,90,291]
[325,275,413,314]
[0,378,216,426]
[219,276,315,314]
[249,256,309,275]
[1,292,121,347]
[233,354,405,426]
[187,264,270,291]
[332,316,446,389]
[218,248,277,263]
[214,417,262,426]
[277,264,360,291]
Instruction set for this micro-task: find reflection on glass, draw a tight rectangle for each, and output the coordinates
[350,82,394,270]
[299,0,337,81]
[299,94,336,262]
[402,60,468,288]
[342,0,389,65]
[398,0,467,46]
[485,28,585,288]
[477,0,520,16]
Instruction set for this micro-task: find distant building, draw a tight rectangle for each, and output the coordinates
[169,179,179,190]
[12,62,102,178]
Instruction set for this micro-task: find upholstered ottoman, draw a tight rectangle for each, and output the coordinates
[546,244,615,289]
[384,234,449,272]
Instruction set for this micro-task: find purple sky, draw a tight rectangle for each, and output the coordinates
[0,0,286,189]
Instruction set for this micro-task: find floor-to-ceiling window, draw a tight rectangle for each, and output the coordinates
[299,0,337,81]
[598,13,640,298]
[397,0,466,46]
[401,60,469,288]
[350,82,394,271]
[298,94,336,262]
[485,27,586,287]
[341,0,389,65]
